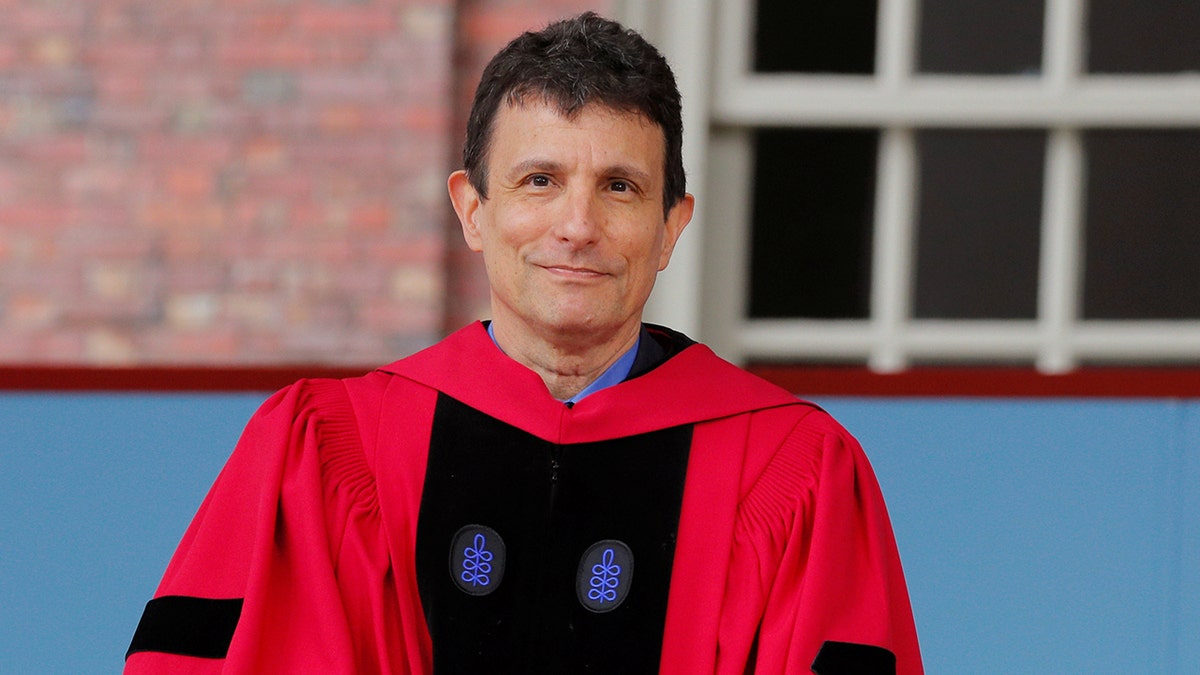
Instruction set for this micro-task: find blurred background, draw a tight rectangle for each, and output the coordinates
[1,1,1198,672]
[1,0,1199,370]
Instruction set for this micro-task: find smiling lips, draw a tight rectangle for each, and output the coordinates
[540,263,610,279]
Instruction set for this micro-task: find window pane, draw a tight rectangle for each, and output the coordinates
[914,130,1045,319]
[749,129,878,319]
[1083,130,1200,319]
[918,0,1044,74]
[1088,1,1200,73]
[753,1,877,74]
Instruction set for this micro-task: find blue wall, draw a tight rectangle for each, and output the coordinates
[2,393,1197,673]
[818,398,1200,674]
[0,393,266,674]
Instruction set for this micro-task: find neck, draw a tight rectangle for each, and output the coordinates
[490,318,641,400]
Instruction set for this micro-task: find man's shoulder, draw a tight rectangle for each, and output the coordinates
[589,329,814,430]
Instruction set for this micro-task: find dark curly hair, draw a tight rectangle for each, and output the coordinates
[462,12,685,216]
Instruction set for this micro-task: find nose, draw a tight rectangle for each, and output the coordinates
[553,186,600,249]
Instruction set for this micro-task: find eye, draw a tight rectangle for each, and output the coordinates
[527,174,551,187]
[610,180,629,193]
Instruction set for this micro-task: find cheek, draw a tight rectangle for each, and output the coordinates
[637,229,668,271]
[489,205,548,250]
[476,221,522,266]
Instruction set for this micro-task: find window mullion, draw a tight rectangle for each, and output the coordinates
[1039,130,1084,372]
[869,0,917,372]
[702,129,753,362]
[1037,0,1086,372]
[712,0,751,101]
[876,0,917,86]
[870,129,916,372]
[1044,0,1085,86]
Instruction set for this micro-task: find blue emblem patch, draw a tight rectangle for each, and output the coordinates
[577,539,634,612]
[450,524,505,596]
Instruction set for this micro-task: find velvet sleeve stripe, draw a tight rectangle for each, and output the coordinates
[125,596,243,660]
[811,640,897,674]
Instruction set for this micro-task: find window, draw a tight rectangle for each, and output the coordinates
[753,2,877,74]
[1087,2,1200,74]
[749,129,877,319]
[913,129,1044,320]
[1082,130,1200,320]
[670,0,1200,370]
[917,1,1043,75]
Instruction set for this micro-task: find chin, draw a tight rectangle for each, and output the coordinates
[544,317,603,336]
[538,310,614,336]
[528,298,634,338]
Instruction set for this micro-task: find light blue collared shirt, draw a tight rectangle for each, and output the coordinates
[486,322,640,404]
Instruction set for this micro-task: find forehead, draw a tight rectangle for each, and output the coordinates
[487,100,666,175]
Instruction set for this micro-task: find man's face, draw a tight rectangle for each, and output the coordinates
[450,100,693,343]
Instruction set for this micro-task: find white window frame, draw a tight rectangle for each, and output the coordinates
[629,0,1200,371]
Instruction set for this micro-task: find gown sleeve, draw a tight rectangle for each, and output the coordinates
[720,408,923,675]
[124,379,406,675]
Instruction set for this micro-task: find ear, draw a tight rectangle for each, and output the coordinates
[657,193,695,270]
[448,170,485,252]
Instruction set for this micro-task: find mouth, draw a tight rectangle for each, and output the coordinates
[540,264,608,279]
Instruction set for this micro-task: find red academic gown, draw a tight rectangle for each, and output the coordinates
[125,322,922,674]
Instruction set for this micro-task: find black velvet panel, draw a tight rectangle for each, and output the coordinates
[125,596,243,660]
[628,323,695,380]
[416,394,693,674]
[811,640,897,675]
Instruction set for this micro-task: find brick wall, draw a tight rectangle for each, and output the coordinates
[0,0,609,365]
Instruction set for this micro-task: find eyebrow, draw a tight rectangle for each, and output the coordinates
[604,163,654,186]
[504,159,567,181]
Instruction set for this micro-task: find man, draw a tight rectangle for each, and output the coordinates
[125,13,922,674]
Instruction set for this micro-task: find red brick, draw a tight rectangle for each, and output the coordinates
[58,224,155,258]
[10,5,87,32]
[167,264,228,291]
[82,41,161,69]
[348,203,391,231]
[216,39,318,68]
[139,135,235,163]
[241,136,289,170]
[140,201,225,230]
[223,292,283,329]
[18,135,89,162]
[298,71,391,101]
[6,293,61,329]
[33,36,77,67]
[93,71,152,101]
[144,327,242,363]
[318,104,365,134]
[24,332,86,363]
[64,165,143,202]
[402,105,449,132]
[164,167,216,201]
[0,203,80,228]
[243,8,292,34]
[294,6,398,35]
[312,38,373,67]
